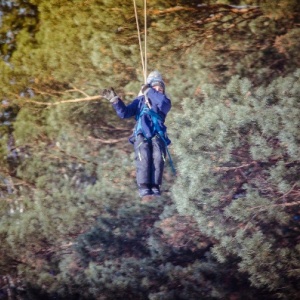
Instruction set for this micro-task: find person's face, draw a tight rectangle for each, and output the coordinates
[153,85,164,94]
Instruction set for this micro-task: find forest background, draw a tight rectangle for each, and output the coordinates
[0,0,300,299]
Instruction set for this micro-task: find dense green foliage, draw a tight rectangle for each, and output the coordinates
[0,0,300,299]
[172,72,300,299]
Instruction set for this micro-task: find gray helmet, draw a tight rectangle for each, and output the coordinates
[147,70,162,84]
[146,70,165,90]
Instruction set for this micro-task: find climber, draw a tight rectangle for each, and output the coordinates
[102,71,171,198]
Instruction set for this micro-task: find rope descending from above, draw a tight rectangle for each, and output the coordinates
[133,0,147,83]
[144,0,147,82]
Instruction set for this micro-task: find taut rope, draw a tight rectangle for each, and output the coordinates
[133,0,147,83]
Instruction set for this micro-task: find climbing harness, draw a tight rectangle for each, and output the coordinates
[134,96,176,175]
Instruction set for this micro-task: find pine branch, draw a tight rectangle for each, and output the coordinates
[0,169,36,189]
[197,4,260,13]
[249,200,300,211]
[31,88,61,96]
[50,144,99,166]
[25,95,102,106]
[35,242,75,256]
[69,84,90,97]
[150,4,259,16]
[249,183,300,211]
[213,161,257,172]
[85,136,128,145]
[150,6,196,15]
[278,183,299,200]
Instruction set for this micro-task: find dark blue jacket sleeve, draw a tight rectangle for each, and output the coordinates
[147,88,171,116]
[112,98,139,119]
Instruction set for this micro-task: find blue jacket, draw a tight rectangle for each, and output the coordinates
[112,88,171,144]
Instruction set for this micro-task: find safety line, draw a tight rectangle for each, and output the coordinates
[144,0,147,82]
[133,0,146,83]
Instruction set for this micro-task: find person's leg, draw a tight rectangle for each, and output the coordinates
[151,135,166,195]
[134,134,152,196]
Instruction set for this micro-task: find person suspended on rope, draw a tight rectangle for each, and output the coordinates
[102,70,172,198]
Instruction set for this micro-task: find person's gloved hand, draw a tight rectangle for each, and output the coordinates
[102,88,119,103]
[141,84,150,96]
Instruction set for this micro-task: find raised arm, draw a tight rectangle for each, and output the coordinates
[101,87,139,119]
[113,98,139,119]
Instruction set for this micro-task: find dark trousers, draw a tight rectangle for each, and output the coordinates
[133,134,166,186]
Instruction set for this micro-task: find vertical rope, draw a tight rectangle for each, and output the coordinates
[133,0,146,83]
[144,0,147,83]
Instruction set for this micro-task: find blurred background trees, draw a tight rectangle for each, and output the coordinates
[0,0,299,299]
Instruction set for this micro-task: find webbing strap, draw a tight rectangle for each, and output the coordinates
[160,135,177,175]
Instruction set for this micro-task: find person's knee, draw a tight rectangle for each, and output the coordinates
[153,151,164,164]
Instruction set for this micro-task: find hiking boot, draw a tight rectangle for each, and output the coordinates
[138,184,152,198]
[151,185,161,196]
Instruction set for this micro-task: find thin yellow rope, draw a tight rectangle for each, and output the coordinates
[133,0,146,83]
[144,0,147,82]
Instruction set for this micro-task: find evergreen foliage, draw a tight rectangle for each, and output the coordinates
[0,0,299,299]
[50,203,268,299]
[0,0,37,60]
[172,71,300,299]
